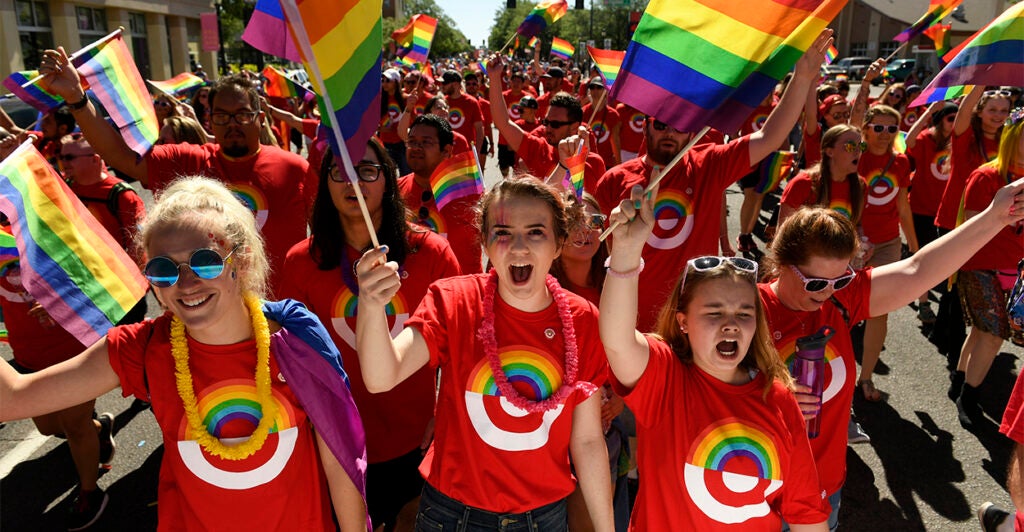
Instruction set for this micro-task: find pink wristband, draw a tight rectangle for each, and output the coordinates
[604,257,644,278]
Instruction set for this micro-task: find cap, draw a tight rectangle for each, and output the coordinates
[545,67,565,78]
[587,77,605,89]
[441,70,462,84]
[382,69,401,83]
[818,94,847,117]
[518,96,538,109]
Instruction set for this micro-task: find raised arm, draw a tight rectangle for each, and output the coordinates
[803,81,821,139]
[905,101,943,150]
[486,54,527,151]
[869,177,1024,316]
[748,30,833,165]
[954,85,983,137]
[850,58,886,129]
[599,183,657,388]
[354,247,431,392]
[38,47,149,183]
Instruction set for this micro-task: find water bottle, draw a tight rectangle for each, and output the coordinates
[792,325,835,439]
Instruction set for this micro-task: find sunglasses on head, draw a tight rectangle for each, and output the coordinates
[144,246,239,287]
[867,124,899,134]
[984,89,1013,98]
[681,256,758,292]
[842,140,867,153]
[788,264,855,293]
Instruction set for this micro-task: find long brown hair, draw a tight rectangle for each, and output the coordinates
[808,124,866,225]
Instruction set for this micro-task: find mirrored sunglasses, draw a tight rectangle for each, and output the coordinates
[144,247,238,287]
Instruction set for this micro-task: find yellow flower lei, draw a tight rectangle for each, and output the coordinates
[170,292,277,460]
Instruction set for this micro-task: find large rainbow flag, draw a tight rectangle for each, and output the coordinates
[2,71,65,113]
[550,37,575,61]
[242,0,303,62]
[587,46,625,88]
[429,151,483,211]
[148,73,205,97]
[609,0,847,135]
[262,65,316,104]
[392,14,437,67]
[894,0,964,43]
[73,31,160,159]
[517,0,568,39]
[280,0,381,186]
[911,2,1024,107]
[0,142,147,346]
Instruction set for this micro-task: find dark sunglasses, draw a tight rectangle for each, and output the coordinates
[681,256,758,291]
[867,124,899,134]
[789,264,855,293]
[57,153,95,162]
[585,213,607,230]
[144,246,238,287]
[542,118,574,129]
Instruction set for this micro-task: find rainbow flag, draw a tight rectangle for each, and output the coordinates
[393,14,437,67]
[429,150,483,211]
[517,0,568,39]
[0,142,147,345]
[911,3,1024,107]
[610,0,847,135]
[561,144,587,198]
[281,0,382,186]
[528,36,539,48]
[754,150,794,194]
[550,37,575,61]
[262,65,316,104]
[587,46,625,88]
[2,71,64,113]
[73,32,160,159]
[148,73,205,97]
[475,61,488,76]
[242,0,303,62]
[894,0,963,43]
[893,131,907,154]
[0,226,18,275]
[923,23,952,65]
[824,44,838,65]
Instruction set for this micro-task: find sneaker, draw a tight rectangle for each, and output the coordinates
[847,418,871,444]
[96,412,115,469]
[918,302,937,324]
[737,233,758,253]
[978,501,1011,532]
[66,488,109,531]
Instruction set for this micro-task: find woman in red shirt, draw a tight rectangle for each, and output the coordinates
[780,124,867,228]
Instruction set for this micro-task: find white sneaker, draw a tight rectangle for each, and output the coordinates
[848,418,870,444]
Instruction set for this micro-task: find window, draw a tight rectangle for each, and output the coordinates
[879,41,899,59]
[129,12,151,79]
[16,0,53,69]
[850,42,868,57]
[77,6,108,48]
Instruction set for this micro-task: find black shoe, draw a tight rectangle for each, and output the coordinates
[96,412,115,469]
[67,488,109,531]
[948,371,965,401]
[957,384,983,429]
[978,501,1011,532]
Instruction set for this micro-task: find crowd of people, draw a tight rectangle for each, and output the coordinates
[0,26,1022,532]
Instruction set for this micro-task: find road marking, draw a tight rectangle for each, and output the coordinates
[0,432,51,478]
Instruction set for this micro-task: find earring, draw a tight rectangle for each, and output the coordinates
[231,270,237,279]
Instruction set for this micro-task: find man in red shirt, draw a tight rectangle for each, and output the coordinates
[439,70,486,164]
[499,72,530,177]
[582,78,622,168]
[535,66,566,118]
[463,71,494,169]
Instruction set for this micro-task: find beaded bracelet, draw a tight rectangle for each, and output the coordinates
[604,257,644,278]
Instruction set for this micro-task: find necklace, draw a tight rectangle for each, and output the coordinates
[478,270,594,412]
[170,292,277,460]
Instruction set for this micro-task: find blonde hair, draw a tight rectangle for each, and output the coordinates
[982,117,1024,178]
[139,176,269,298]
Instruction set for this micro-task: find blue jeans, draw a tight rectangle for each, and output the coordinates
[415,482,568,531]
[782,489,841,531]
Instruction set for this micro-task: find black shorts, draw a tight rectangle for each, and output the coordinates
[498,144,516,170]
[738,169,759,190]
[367,447,426,528]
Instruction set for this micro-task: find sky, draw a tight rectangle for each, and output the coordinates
[437,0,500,48]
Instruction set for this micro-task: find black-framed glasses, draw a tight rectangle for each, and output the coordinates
[842,140,867,153]
[788,264,855,293]
[406,139,439,150]
[329,163,384,183]
[210,111,260,126]
[681,256,758,292]
[57,153,95,162]
[542,118,573,129]
[144,246,239,287]
[866,124,899,134]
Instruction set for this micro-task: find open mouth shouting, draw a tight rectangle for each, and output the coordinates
[716,340,739,359]
[510,263,533,284]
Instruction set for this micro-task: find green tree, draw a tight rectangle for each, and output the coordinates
[488,1,646,62]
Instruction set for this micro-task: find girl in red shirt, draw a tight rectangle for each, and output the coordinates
[600,188,830,531]
[780,124,867,229]
[355,177,614,530]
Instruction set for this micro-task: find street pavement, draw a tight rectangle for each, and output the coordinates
[2,84,1022,530]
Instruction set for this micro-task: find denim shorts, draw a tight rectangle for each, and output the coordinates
[415,482,567,531]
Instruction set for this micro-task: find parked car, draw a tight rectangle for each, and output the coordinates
[1,96,38,130]
[823,56,872,80]
[873,58,917,85]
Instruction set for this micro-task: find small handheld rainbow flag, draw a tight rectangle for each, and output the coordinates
[824,44,838,65]
[528,36,539,48]
[261,65,316,104]
[475,61,488,76]
[894,0,964,43]
[550,37,575,61]
[586,46,625,88]
[429,150,484,211]
[0,226,18,275]
[561,144,588,198]
[517,0,568,39]
[754,151,794,194]
[393,14,438,67]
[893,131,907,154]
[0,141,148,345]
[2,71,65,113]
[912,2,1023,106]
[923,23,952,65]
[148,73,205,97]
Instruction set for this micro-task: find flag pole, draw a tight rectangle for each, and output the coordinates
[279,0,380,250]
[469,141,485,189]
[599,125,710,241]
[883,41,908,63]
[22,28,124,89]
[498,33,519,55]
[586,89,608,124]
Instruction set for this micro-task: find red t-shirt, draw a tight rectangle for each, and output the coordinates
[613,338,827,530]
[901,106,924,132]
[616,103,646,154]
[594,139,753,332]
[907,129,951,217]
[146,144,309,297]
[936,128,999,229]
[378,93,404,145]
[780,171,862,221]
[446,93,483,145]
[583,104,622,168]
[405,274,607,512]
[503,89,527,128]
[0,268,86,370]
[758,271,873,495]
[451,131,471,155]
[106,315,333,531]
[536,91,553,119]
[514,118,542,137]
[279,231,460,462]
[740,103,775,136]
[961,166,1024,271]
[516,133,605,193]
[1000,371,1024,532]
[398,173,482,274]
[412,91,435,117]
[858,151,912,243]
[71,176,146,258]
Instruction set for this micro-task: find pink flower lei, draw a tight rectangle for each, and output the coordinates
[478,269,596,412]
